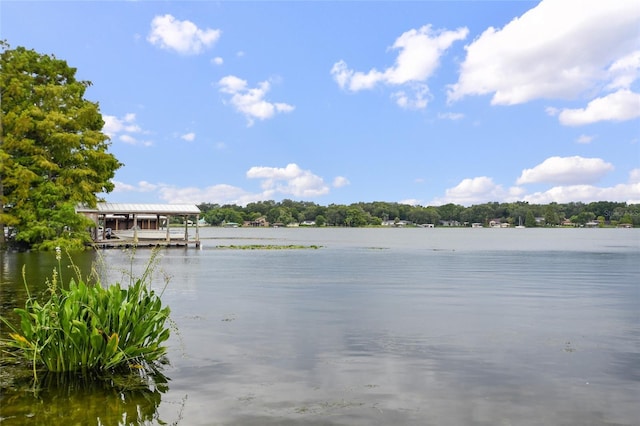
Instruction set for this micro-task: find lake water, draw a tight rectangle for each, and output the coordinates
[1,228,639,425]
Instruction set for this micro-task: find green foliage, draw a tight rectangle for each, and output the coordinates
[204,207,245,226]
[525,211,537,227]
[407,206,440,225]
[619,214,633,224]
[345,207,368,227]
[572,211,596,225]
[1,43,122,250]
[0,249,171,380]
[543,204,560,226]
[195,199,639,228]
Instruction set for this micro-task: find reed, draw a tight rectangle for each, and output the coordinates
[0,248,171,381]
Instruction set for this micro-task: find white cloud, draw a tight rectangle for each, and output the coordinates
[607,50,640,91]
[158,184,253,205]
[544,106,559,117]
[113,180,158,193]
[523,182,640,205]
[218,76,294,126]
[448,0,640,105]
[103,113,151,146]
[400,198,420,206]
[103,113,140,136]
[148,14,221,55]
[392,84,431,109]
[219,75,247,93]
[138,181,159,192]
[212,56,224,66]
[113,180,254,205]
[557,90,640,126]
[437,112,465,120]
[516,156,614,185]
[427,169,640,207]
[181,132,196,142]
[332,176,350,188]
[119,134,137,145]
[431,176,524,206]
[576,134,594,144]
[332,25,468,109]
[246,163,329,198]
[112,180,136,193]
[114,164,345,205]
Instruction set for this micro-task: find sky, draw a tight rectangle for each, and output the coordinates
[2,0,640,207]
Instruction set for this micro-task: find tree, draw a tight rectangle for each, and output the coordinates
[525,211,537,228]
[204,208,244,226]
[574,211,596,225]
[326,204,347,226]
[1,44,122,249]
[619,214,633,225]
[345,207,368,227]
[460,204,494,225]
[543,204,560,226]
[267,207,294,225]
[408,206,440,225]
[437,203,463,222]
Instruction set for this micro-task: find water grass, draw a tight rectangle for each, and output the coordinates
[0,248,171,382]
[215,244,321,250]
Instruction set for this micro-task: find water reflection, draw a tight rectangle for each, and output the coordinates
[0,250,99,326]
[0,368,173,425]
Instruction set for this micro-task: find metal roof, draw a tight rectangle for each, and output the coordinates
[78,203,200,215]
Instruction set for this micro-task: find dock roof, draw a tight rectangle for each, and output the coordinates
[78,203,200,215]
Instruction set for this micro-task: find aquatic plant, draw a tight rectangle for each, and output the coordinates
[215,244,321,250]
[0,248,171,381]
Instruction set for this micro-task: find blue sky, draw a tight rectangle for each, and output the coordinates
[3,1,639,206]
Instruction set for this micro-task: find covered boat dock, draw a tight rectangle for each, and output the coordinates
[77,203,201,248]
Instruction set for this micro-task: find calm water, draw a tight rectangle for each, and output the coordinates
[1,228,639,425]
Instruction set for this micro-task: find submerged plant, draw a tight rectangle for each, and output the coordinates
[0,248,171,381]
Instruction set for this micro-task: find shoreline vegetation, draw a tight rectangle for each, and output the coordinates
[196,200,639,229]
[0,248,172,390]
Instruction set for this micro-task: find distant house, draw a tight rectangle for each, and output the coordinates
[585,221,600,228]
[489,219,502,228]
[247,217,269,227]
[382,220,411,227]
[439,220,461,227]
[300,220,316,226]
[471,223,483,228]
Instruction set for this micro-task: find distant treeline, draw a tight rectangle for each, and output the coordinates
[194,200,639,228]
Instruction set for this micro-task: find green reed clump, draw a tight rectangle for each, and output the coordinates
[0,248,171,381]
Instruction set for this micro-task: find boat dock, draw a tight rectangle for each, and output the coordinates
[77,203,202,249]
